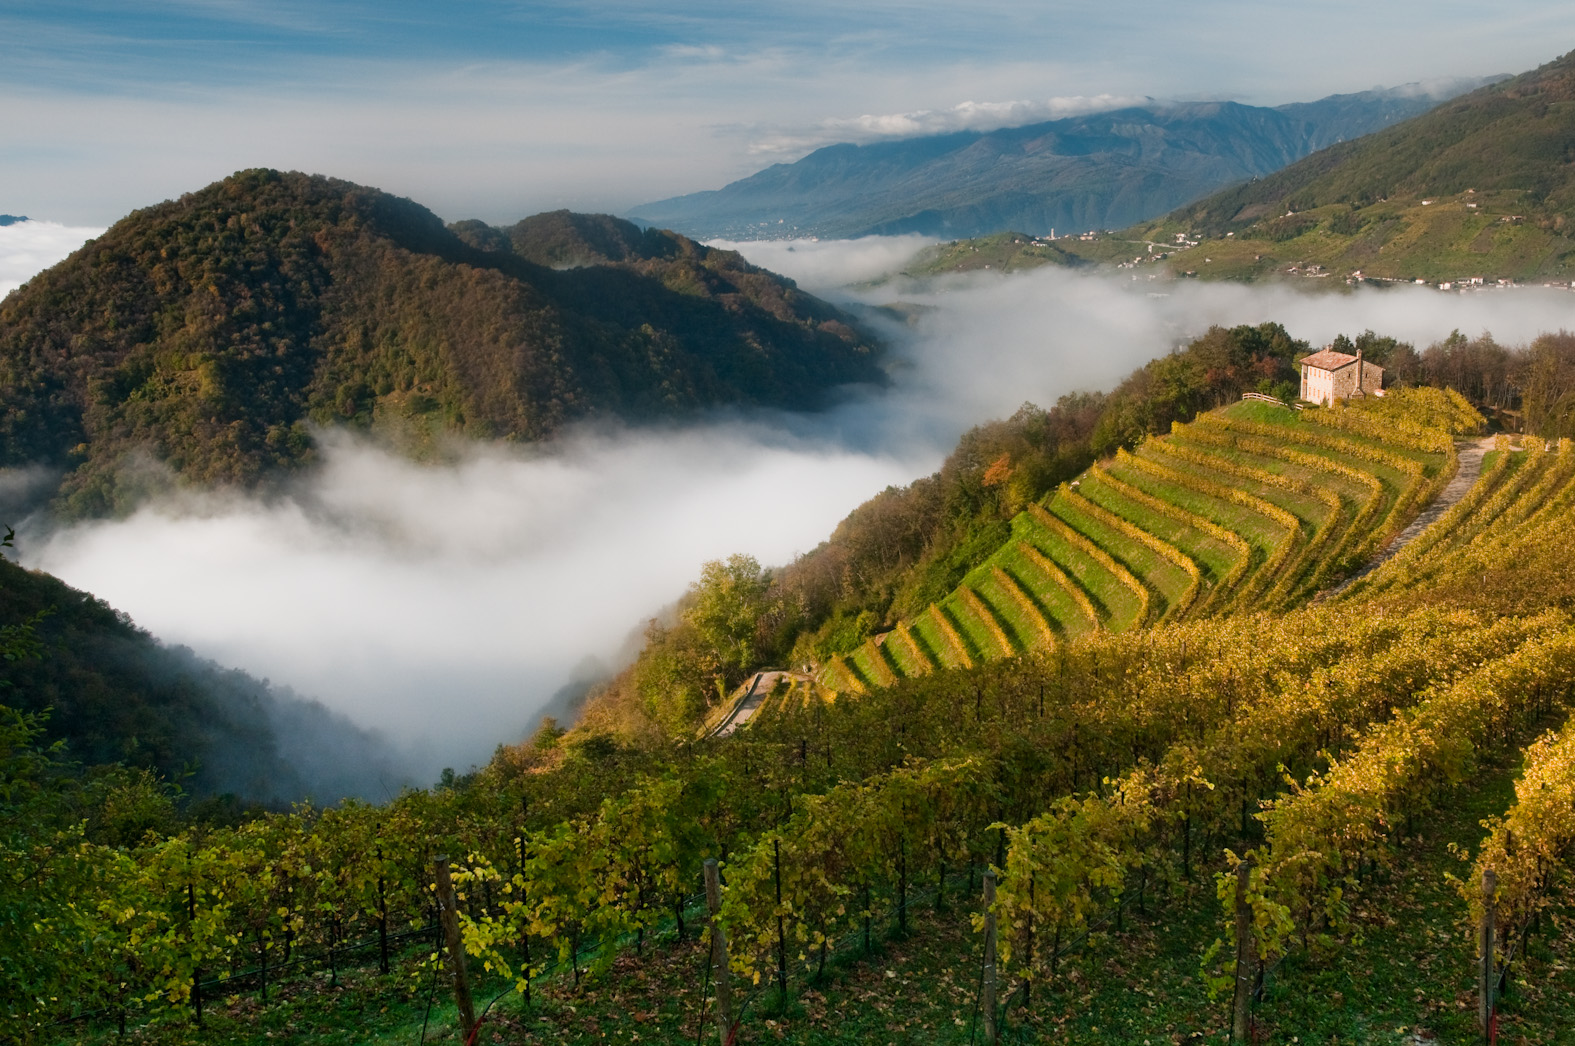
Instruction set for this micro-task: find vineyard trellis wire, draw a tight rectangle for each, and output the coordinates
[48,886,714,1038]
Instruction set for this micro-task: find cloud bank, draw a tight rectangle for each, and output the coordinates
[24,425,924,776]
[0,220,104,298]
[711,235,937,289]
[18,241,1575,781]
[744,95,1152,158]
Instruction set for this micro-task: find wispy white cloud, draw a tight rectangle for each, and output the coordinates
[743,94,1153,158]
[1,52,1128,223]
[0,220,104,298]
[6,3,1575,223]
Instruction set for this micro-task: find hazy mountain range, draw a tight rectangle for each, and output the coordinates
[1133,49,1575,281]
[628,80,1500,241]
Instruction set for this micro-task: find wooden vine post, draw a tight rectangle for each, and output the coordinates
[518,795,532,1004]
[376,846,390,975]
[863,883,873,954]
[773,838,788,1006]
[704,858,735,1046]
[186,881,202,1028]
[897,835,908,935]
[1231,859,1258,1045]
[328,914,340,989]
[981,868,999,1044]
[1479,868,1497,1040]
[257,927,268,1003]
[433,855,477,1040]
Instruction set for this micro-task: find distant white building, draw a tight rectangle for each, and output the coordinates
[1299,347,1384,406]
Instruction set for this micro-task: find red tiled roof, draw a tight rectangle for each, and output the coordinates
[1299,348,1360,371]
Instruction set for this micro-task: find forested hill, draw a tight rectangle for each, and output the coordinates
[626,83,1489,241]
[1144,50,1575,280]
[0,170,880,517]
[0,552,408,805]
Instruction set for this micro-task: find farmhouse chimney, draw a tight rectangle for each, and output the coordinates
[1356,349,1364,393]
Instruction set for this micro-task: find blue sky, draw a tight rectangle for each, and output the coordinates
[5,2,1575,224]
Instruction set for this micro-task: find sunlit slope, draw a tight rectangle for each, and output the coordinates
[822,394,1471,692]
[1342,432,1575,607]
[1142,49,1575,281]
[1148,189,1574,282]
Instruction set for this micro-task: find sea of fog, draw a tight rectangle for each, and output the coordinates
[10,226,1575,779]
[0,218,106,297]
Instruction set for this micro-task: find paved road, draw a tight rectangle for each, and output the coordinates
[1325,435,1497,598]
[712,671,795,738]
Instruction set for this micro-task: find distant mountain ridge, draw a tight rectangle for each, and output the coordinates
[0,171,880,517]
[628,81,1497,241]
[1136,50,1575,281]
[0,215,28,226]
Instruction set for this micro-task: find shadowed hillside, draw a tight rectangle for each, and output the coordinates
[0,551,409,803]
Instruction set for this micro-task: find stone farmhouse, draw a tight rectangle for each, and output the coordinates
[1298,347,1384,406]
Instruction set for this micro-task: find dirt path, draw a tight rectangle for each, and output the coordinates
[1324,435,1497,598]
[711,671,792,738]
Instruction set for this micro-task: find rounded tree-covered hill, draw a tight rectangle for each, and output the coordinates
[0,170,881,516]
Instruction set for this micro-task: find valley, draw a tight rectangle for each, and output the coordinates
[23,384,1575,1046]
[10,21,1575,1046]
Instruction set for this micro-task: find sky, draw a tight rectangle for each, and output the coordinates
[4,2,1575,225]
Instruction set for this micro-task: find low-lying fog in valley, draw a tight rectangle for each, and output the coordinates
[11,230,1575,785]
[0,219,107,297]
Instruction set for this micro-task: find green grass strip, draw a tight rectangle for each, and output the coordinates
[927,602,975,669]
[1095,459,1259,614]
[1013,539,1099,633]
[1052,486,1207,622]
[1029,500,1156,626]
[991,565,1058,650]
[955,586,1015,659]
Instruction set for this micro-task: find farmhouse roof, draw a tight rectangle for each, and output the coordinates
[1299,348,1361,372]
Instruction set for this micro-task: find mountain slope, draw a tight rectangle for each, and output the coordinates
[628,84,1486,241]
[0,171,880,516]
[0,553,407,803]
[1149,51,1575,280]
[824,393,1471,695]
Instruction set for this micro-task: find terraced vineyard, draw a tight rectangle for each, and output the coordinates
[1342,433,1575,605]
[823,397,1460,693]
